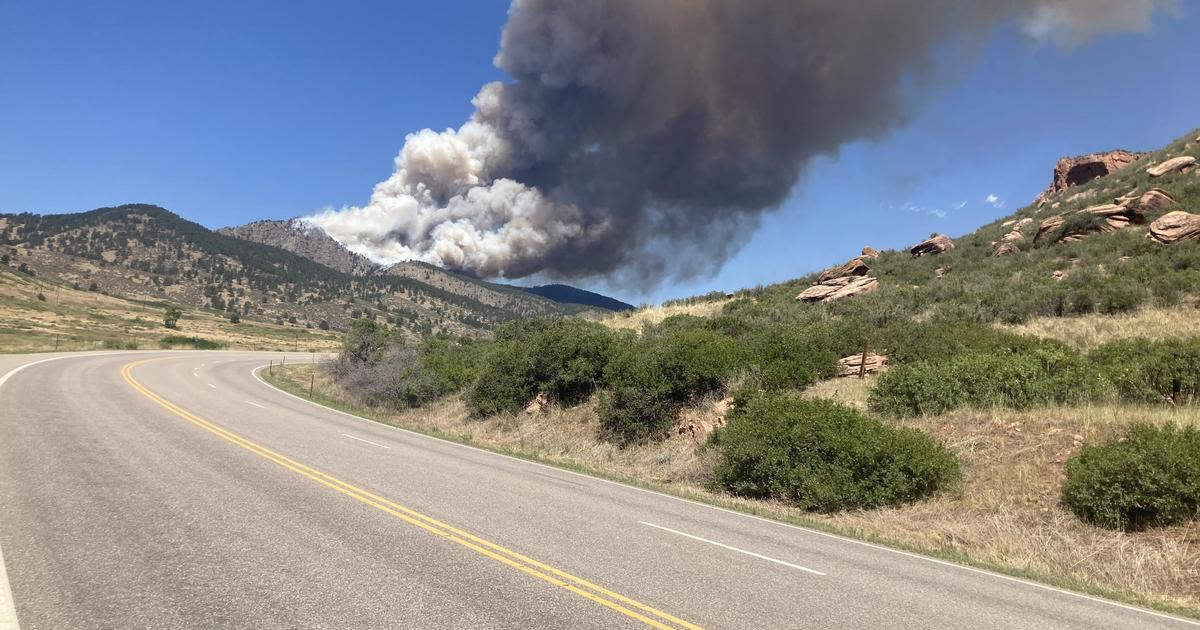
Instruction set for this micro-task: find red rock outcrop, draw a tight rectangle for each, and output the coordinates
[796,275,879,302]
[909,234,954,257]
[1147,211,1200,244]
[1125,188,1176,214]
[1034,203,1146,244]
[992,242,1019,257]
[816,257,870,283]
[860,247,881,260]
[1036,150,1142,203]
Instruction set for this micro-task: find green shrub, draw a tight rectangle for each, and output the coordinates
[713,393,960,511]
[419,335,484,395]
[1090,337,1200,404]
[467,318,617,415]
[869,343,1108,417]
[599,327,745,443]
[1062,424,1200,531]
[744,327,841,390]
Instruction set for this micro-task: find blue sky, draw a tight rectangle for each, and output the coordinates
[2,1,1197,304]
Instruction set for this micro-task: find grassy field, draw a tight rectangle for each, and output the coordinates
[265,361,1199,619]
[1006,301,1200,351]
[599,297,733,331]
[0,268,342,353]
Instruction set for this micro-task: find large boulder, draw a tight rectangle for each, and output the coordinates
[992,242,1020,257]
[1146,156,1197,178]
[816,257,869,283]
[909,234,954,257]
[1147,211,1200,244]
[1127,188,1176,214]
[796,275,879,302]
[860,246,881,260]
[1037,149,1143,202]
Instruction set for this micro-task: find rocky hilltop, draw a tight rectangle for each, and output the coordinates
[218,219,377,276]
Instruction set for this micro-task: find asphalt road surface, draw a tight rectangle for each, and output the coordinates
[1,351,1196,629]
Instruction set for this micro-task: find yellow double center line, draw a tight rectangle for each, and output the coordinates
[121,359,702,630]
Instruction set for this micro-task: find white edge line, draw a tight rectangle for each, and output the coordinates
[244,400,267,409]
[250,364,1199,627]
[340,433,391,450]
[639,521,824,575]
[0,350,307,630]
[0,353,91,630]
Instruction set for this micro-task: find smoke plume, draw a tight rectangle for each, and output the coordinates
[307,0,1173,286]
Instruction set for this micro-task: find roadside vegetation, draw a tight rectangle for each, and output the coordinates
[269,129,1200,615]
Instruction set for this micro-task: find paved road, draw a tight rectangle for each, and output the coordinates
[0,351,1196,629]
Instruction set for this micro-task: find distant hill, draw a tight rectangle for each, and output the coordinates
[0,204,590,337]
[520,284,635,311]
[220,218,630,316]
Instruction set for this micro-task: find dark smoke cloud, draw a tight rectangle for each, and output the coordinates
[308,0,1173,287]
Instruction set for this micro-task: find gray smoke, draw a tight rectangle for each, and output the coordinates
[307,0,1173,286]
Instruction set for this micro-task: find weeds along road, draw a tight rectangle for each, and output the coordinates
[0,351,1196,629]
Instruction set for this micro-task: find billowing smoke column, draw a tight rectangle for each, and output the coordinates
[308,0,1172,286]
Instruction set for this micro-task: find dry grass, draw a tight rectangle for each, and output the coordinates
[0,269,341,353]
[1005,302,1200,352]
[600,298,734,332]
[272,363,1200,614]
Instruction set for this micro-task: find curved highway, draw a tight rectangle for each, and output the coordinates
[0,351,1196,629]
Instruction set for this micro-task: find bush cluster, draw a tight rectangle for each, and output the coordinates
[1089,337,1200,404]
[712,393,960,511]
[329,320,484,410]
[599,325,744,443]
[869,342,1109,417]
[466,318,618,415]
[1061,424,1200,531]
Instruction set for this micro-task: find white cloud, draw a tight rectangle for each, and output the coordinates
[985,193,1006,209]
[889,201,946,219]
[953,200,967,210]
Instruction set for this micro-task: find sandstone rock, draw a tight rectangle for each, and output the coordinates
[992,242,1019,257]
[1052,270,1067,281]
[1146,156,1197,177]
[1034,203,1143,243]
[524,392,549,415]
[909,234,954,257]
[1035,150,1142,205]
[1147,211,1200,244]
[860,247,880,259]
[677,397,734,442]
[816,257,869,283]
[796,275,879,302]
[1001,230,1024,243]
[837,352,888,377]
[1123,188,1171,214]
[1034,215,1065,242]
